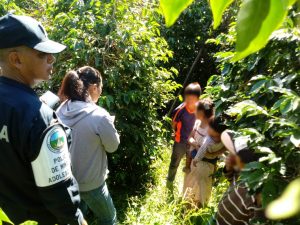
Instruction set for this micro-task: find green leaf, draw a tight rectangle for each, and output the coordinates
[271,98,285,113]
[262,179,279,208]
[292,98,300,111]
[209,0,234,29]
[250,80,267,94]
[280,97,293,114]
[235,0,270,53]
[288,0,298,6]
[249,74,268,81]
[269,86,296,96]
[233,0,290,61]
[266,178,300,220]
[20,221,38,225]
[242,161,264,171]
[290,130,300,148]
[226,100,268,121]
[0,208,13,224]
[256,146,273,154]
[160,0,194,27]
[178,94,183,102]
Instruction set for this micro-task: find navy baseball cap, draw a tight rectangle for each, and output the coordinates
[0,13,66,53]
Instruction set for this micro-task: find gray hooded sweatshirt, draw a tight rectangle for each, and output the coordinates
[56,100,120,192]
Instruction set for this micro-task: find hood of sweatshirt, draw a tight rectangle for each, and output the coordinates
[56,100,98,127]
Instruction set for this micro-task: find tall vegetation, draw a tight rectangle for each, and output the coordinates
[161,0,300,223]
[0,0,299,224]
[205,21,300,224]
[160,0,216,87]
[0,0,179,188]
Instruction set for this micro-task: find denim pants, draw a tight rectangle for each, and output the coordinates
[80,182,117,225]
[167,142,188,182]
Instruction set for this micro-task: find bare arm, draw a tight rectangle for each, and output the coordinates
[188,129,199,148]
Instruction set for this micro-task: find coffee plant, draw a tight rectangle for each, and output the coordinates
[161,0,300,223]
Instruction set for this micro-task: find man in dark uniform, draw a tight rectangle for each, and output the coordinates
[0,14,87,225]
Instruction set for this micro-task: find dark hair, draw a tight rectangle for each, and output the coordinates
[208,116,227,134]
[197,98,215,118]
[238,149,261,164]
[58,66,102,102]
[184,82,201,97]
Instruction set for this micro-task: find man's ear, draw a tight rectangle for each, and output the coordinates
[7,51,22,70]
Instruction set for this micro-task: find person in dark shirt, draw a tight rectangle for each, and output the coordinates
[167,82,201,191]
[0,14,86,225]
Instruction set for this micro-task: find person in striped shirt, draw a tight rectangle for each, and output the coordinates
[215,131,264,225]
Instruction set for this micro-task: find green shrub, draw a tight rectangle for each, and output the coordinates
[0,0,179,188]
[204,16,300,224]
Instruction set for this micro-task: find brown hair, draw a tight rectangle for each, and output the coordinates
[197,98,215,118]
[58,66,102,102]
[184,82,201,97]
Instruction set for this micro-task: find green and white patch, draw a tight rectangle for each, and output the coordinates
[47,128,65,153]
[31,126,72,187]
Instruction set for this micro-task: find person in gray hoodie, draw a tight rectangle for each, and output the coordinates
[56,66,120,225]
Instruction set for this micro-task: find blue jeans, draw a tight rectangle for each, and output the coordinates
[80,182,117,225]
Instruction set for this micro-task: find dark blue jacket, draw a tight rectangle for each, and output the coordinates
[0,77,83,225]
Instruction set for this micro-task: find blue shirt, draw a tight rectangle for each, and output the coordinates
[0,77,82,225]
[172,103,196,144]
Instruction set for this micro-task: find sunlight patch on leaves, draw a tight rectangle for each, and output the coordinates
[266,178,300,220]
[233,0,290,61]
[0,208,13,225]
[160,0,194,27]
[226,100,268,121]
[209,0,234,29]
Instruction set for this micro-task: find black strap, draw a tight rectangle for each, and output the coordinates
[202,157,218,165]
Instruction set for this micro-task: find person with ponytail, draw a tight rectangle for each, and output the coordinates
[57,66,120,225]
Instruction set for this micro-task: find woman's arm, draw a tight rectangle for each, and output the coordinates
[193,136,214,166]
[98,115,120,153]
[188,129,198,147]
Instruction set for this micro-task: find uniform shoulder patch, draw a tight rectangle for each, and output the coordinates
[47,128,65,152]
[31,125,72,187]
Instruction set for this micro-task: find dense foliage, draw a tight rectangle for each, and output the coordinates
[0,0,179,189]
[205,23,300,224]
[0,0,299,224]
[160,0,216,87]
[159,0,240,102]
[160,0,300,223]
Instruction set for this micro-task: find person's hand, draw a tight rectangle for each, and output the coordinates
[193,160,198,167]
[188,137,196,146]
[189,142,197,148]
[82,219,88,225]
[225,154,235,171]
